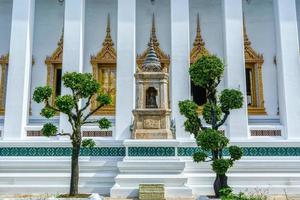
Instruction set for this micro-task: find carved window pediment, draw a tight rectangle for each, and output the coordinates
[91,14,117,115]
[136,14,170,73]
[243,16,266,115]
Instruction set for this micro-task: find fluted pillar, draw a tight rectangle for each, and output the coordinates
[170,0,191,139]
[59,0,85,133]
[115,0,136,139]
[3,0,35,140]
[222,0,249,139]
[273,0,300,139]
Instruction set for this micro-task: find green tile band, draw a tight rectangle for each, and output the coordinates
[0,147,125,157]
[128,147,175,157]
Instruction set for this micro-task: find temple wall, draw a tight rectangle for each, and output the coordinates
[0,0,12,56]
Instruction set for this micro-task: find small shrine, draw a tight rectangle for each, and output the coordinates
[132,40,172,139]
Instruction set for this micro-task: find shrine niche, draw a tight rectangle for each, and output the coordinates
[190,14,209,111]
[133,40,172,139]
[137,14,170,73]
[243,16,266,115]
[45,29,63,106]
[0,54,8,115]
[90,14,116,115]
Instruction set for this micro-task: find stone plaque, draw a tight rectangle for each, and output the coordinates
[143,118,160,129]
[139,184,165,200]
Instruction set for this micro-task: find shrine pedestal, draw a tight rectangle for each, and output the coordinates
[132,109,173,139]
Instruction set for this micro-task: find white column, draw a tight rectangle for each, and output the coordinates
[3,0,35,140]
[170,0,191,139]
[60,0,85,133]
[273,0,300,139]
[222,0,249,139]
[115,0,136,140]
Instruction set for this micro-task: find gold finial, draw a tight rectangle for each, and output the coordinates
[58,27,64,47]
[149,13,159,47]
[243,14,251,47]
[103,13,114,47]
[193,13,205,47]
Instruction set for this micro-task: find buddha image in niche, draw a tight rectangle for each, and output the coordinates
[146,87,158,108]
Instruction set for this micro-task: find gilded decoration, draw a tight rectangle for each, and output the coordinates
[45,29,63,106]
[190,14,210,113]
[136,14,170,73]
[0,54,8,115]
[243,16,266,115]
[90,14,117,115]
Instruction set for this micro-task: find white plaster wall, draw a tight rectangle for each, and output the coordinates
[84,0,117,74]
[136,0,171,56]
[243,0,279,117]
[0,0,12,56]
[189,0,224,91]
[30,0,64,118]
[296,0,300,44]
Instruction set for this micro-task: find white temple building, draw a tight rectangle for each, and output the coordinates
[0,0,300,197]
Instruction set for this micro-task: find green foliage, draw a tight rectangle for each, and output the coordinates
[193,151,208,163]
[220,188,268,200]
[196,129,229,151]
[98,118,112,129]
[202,103,222,124]
[189,55,224,88]
[41,123,58,137]
[220,89,243,112]
[212,158,232,175]
[55,95,75,114]
[63,72,100,98]
[229,146,243,161]
[81,138,96,148]
[40,107,56,119]
[96,93,112,106]
[179,100,200,136]
[33,86,52,103]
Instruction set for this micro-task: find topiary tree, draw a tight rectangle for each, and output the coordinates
[33,72,112,196]
[179,55,244,197]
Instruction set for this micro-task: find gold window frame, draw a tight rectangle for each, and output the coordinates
[0,54,8,115]
[45,30,63,106]
[243,16,266,115]
[190,14,210,113]
[90,14,117,115]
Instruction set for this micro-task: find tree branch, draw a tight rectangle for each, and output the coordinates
[45,100,60,112]
[56,133,72,137]
[83,120,98,125]
[79,95,93,113]
[216,111,230,129]
[83,103,105,122]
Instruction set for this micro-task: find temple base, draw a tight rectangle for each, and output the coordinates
[133,129,173,139]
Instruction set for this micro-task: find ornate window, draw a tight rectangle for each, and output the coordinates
[0,54,8,115]
[90,14,117,115]
[45,30,63,105]
[243,17,266,115]
[190,14,210,110]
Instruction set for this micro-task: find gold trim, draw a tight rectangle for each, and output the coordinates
[0,54,8,115]
[90,14,117,115]
[243,16,266,115]
[190,14,210,113]
[45,28,63,107]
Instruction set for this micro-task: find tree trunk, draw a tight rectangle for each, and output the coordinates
[213,174,229,197]
[69,142,81,196]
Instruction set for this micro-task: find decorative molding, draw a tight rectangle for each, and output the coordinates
[136,14,170,73]
[0,54,8,115]
[45,29,63,106]
[90,14,117,115]
[250,130,281,137]
[128,147,175,157]
[243,16,266,115]
[82,130,113,137]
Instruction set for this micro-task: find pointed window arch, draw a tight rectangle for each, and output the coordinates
[243,17,266,115]
[0,54,8,115]
[90,14,117,115]
[190,14,209,109]
[45,30,63,106]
